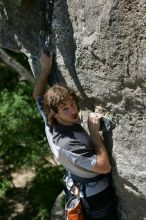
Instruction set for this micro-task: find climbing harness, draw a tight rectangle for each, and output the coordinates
[64,172,114,220]
[65,184,84,220]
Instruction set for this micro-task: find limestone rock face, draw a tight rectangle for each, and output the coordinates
[0,0,146,219]
[0,0,41,75]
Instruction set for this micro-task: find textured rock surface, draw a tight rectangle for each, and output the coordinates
[0,0,146,219]
[0,0,41,75]
[54,1,146,220]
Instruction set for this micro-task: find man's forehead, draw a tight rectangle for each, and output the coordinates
[59,96,73,107]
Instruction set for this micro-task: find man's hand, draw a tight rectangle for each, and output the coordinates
[88,112,102,135]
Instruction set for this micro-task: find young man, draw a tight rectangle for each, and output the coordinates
[33,51,118,220]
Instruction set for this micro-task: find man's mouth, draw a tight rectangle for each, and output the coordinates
[72,113,78,119]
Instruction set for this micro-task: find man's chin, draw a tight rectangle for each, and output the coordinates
[72,117,80,124]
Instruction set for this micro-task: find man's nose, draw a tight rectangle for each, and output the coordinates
[70,106,76,114]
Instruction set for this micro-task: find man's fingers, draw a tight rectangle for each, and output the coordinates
[95,112,103,118]
[89,112,102,120]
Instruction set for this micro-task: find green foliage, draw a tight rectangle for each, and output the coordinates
[0,52,48,169]
[0,80,48,168]
[0,177,11,199]
[0,52,64,219]
[0,62,19,90]
[28,164,64,219]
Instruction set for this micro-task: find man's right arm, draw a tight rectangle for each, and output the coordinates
[33,51,53,100]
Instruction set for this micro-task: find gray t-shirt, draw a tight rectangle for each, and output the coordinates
[37,96,109,196]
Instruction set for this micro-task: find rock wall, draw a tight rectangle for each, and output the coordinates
[0,0,41,75]
[0,0,146,219]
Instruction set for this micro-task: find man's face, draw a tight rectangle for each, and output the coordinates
[54,97,80,126]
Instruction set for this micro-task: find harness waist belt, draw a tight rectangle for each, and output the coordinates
[70,173,106,183]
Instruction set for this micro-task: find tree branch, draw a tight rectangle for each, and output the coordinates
[0,48,35,84]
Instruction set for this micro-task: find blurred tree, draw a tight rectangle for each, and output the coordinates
[0,49,34,83]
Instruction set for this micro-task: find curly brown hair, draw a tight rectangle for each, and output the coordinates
[43,85,80,124]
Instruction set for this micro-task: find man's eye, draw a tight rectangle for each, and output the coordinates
[63,107,69,111]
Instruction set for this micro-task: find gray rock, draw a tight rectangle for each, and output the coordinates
[0,0,41,76]
[0,0,146,219]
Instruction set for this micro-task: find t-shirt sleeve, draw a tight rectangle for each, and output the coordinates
[37,96,47,124]
[54,131,97,172]
[61,146,97,172]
